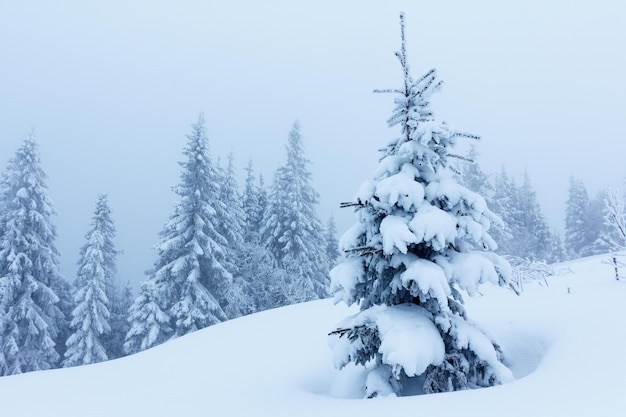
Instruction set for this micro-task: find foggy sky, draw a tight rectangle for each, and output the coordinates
[1,1,625,290]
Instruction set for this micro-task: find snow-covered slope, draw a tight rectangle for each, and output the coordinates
[1,254,624,416]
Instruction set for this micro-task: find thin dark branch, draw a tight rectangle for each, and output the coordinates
[344,246,381,256]
[451,132,481,140]
[373,88,403,94]
[328,324,367,337]
[447,153,471,161]
[340,201,364,208]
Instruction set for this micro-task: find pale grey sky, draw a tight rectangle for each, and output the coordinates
[1,1,625,289]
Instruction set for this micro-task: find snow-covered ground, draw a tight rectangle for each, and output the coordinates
[0,254,624,416]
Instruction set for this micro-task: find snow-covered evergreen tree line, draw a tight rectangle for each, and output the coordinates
[124,115,335,354]
[0,136,133,375]
[459,150,611,262]
[0,115,337,372]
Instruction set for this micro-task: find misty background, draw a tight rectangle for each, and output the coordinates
[1,0,624,290]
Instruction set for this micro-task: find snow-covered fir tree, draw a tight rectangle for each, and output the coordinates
[123,279,170,355]
[0,169,8,255]
[236,160,276,313]
[216,153,245,265]
[214,153,252,318]
[515,172,552,260]
[63,194,117,367]
[0,135,68,375]
[106,279,133,359]
[489,166,517,253]
[458,146,513,253]
[256,175,268,230]
[76,194,128,359]
[490,168,552,261]
[564,177,604,258]
[261,122,329,300]
[588,190,609,253]
[325,216,341,267]
[548,229,566,263]
[237,242,285,311]
[329,14,513,397]
[125,115,228,351]
[240,161,303,312]
[458,144,492,198]
[51,275,73,362]
[565,178,587,256]
[220,265,254,319]
[151,114,228,332]
[242,160,264,242]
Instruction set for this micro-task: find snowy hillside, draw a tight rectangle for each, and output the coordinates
[0,254,624,416]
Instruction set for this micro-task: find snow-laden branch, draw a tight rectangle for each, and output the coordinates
[505,256,555,293]
[601,188,626,251]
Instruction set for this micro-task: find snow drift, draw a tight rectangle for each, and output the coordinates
[0,254,624,416]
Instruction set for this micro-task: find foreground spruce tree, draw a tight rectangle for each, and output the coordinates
[63,195,116,367]
[0,135,67,375]
[329,14,513,397]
